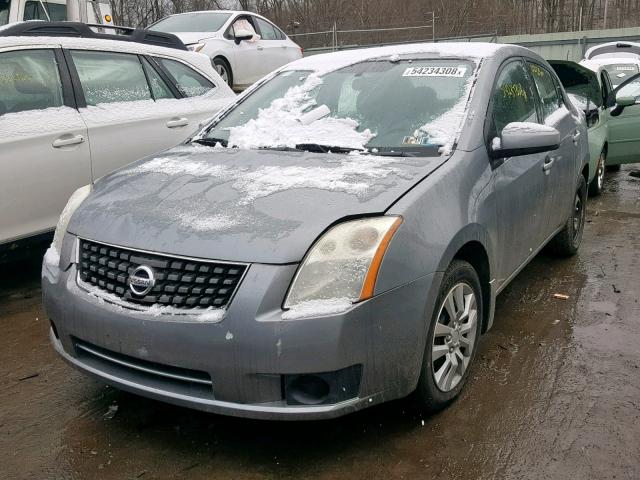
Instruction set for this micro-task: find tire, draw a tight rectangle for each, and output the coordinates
[547,175,587,256]
[212,57,233,87]
[606,164,621,172]
[588,150,606,197]
[414,260,483,413]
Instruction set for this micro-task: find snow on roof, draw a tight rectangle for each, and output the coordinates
[0,34,219,81]
[283,42,505,75]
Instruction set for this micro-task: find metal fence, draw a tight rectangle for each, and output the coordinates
[291,20,435,52]
[300,25,640,62]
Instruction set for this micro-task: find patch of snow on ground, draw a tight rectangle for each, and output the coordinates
[282,298,354,320]
[415,76,475,155]
[227,74,375,150]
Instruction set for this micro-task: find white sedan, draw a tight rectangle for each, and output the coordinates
[148,10,303,90]
[0,22,235,258]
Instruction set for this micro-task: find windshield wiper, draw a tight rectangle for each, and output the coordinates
[365,150,420,157]
[295,143,363,154]
[192,137,228,148]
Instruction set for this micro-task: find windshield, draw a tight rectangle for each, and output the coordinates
[201,59,476,156]
[23,1,67,21]
[149,12,231,33]
[603,63,640,87]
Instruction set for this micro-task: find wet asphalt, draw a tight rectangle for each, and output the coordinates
[0,166,638,480]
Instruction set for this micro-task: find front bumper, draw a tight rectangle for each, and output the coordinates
[43,250,439,420]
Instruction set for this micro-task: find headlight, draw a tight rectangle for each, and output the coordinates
[284,216,402,310]
[51,185,92,256]
[187,42,206,53]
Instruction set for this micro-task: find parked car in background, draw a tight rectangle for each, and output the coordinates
[148,10,303,90]
[0,0,114,26]
[550,60,640,194]
[44,43,591,420]
[582,41,640,88]
[0,22,234,261]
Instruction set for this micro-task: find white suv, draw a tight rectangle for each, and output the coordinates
[148,10,303,90]
[0,22,235,259]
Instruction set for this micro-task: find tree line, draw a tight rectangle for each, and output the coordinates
[110,0,640,48]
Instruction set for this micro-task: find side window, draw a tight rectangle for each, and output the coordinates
[141,57,174,100]
[254,17,278,40]
[491,60,538,135]
[0,0,9,26]
[23,0,67,21]
[71,50,151,106]
[0,49,64,115]
[616,74,640,103]
[155,58,215,98]
[528,62,563,121]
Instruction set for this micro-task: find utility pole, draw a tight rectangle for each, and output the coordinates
[603,0,609,29]
[432,11,435,42]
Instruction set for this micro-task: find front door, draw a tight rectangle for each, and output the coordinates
[488,59,550,285]
[607,73,640,165]
[0,46,91,242]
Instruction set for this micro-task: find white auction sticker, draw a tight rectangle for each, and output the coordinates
[402,66,467,77]
[616,66,636,71]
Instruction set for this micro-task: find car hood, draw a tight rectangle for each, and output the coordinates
[68,146,443,264]
[172,31,220,45]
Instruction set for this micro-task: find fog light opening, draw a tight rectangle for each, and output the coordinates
[288,375,330,405]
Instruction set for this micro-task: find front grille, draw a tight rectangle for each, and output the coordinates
[77,239,247,310]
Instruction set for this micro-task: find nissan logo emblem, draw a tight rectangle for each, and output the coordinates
[128,265,156,296]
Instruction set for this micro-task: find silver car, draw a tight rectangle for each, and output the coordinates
[44,43,592,420]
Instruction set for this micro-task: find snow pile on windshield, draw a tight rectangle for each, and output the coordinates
[415,76,475,156]
[227,74,375,150]
[282,298,353,320]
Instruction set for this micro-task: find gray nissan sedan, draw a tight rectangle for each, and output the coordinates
[43,43,590,420]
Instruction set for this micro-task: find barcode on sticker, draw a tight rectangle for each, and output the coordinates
[403,66,467,77]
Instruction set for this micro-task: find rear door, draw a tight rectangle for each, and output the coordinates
[0,46,91,243]
[527,60,579,233]
[252,16,293,73]
[487,59,550,284]
[606,73,640,165]
[68,49,218,179]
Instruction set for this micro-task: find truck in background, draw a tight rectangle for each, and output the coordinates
[0,0,114,27]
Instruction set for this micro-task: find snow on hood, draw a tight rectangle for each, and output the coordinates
[70,147,443,263]
[226,74,374,150]
[173,31,220,45]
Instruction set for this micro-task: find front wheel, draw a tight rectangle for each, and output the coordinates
[212,57,233,87]
[414,260,483,413]
[548,175,587,256]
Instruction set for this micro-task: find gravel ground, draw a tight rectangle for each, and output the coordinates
[1,165,638,480]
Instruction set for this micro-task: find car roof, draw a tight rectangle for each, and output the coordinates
[0,34,211,67]
[282,42,510,75]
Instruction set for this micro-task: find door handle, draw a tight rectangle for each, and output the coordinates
[543,155,555,173]
[257,46,264,51]
[572,130,581,144]
[166,117,189,128]
[52,135,84,148]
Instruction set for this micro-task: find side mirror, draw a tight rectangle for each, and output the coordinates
[233,28,254,42]
[610,94,636,117]
[490,122,560,159]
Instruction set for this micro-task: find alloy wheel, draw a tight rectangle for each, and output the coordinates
[572,191,585,243]
[215,63,230,84]
[596,154,605,191]
[431,282,478,392]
